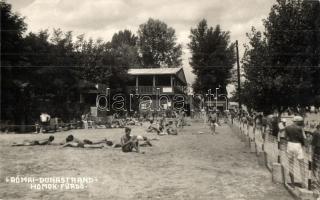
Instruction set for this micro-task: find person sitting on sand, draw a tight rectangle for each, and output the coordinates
[63,135,106,148]
[114,134,155,148]
[126,117,136,126]
[121,127,140,153]
[159,115,166,132]
[166,121,178,135]
[12,136,55,146]
[146,120,160,134]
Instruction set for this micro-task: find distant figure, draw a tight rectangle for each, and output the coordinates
[271,115,279,137]
[34,120,41,133]
[230,111,235,124]
[12,136,54,146]
[312,125,320,171]
[146,120,160,134]
[209,111,218,134]
[166,121,178,135]
[278,118,287,149]
[120,127,139,153]
[285,116,306,188]
[254,113,263,130]
[177,110,185,128]
[261,114,268,135]
[40,112,51,133]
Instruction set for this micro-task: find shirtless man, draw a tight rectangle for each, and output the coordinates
[209,111,219,134]
[166,121,178,135]
[12,136,55,146]
[146,120,160,134]
[62,135,105,148]
[121,127,140,153]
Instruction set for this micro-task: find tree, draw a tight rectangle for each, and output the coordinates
[1,2,29,130]
[188,19,236,95]
[111,30,140,68]
[78,38,130,92]
[241,28,274,113]
[111,29,137,48]
[138,18,182,68]
[242,0,320,113]
[1,2,142,129]
[0,1,27,66]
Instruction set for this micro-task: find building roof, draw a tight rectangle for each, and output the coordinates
[128,67,187,84]
[128,67,182,75]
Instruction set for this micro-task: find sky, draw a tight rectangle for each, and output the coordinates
[7,0,277,93]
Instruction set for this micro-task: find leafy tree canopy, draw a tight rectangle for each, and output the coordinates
[242,0,320,113]
[138,18,182,68]
[188,19,236,95]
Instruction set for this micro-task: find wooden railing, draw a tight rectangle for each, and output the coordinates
[127,86,186,94]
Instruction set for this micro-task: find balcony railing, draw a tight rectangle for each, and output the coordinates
[127,86,186,95]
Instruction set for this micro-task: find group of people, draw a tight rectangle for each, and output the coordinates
[13,110,192,154]
[236,109,320,188]
[146,118,178,136]
[12,126,155,153]
[278,115,320,188]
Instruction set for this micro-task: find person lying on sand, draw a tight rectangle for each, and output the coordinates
[82,138,113,146]
[136,135,153,147]
[62,135,104,148]
[12,136,55,146]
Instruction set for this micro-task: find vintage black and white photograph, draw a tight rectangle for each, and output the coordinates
[1,0,320,199]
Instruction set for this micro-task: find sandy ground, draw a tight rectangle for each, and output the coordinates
[0,120,293,200]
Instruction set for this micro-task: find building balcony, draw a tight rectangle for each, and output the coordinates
[127,86,186,95]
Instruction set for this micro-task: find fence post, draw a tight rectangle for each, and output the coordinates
[272,130,285,184]
[254,126,258,155]
[250,126,256,153]
[308,146,312,191]
[277,139,281,164]
[262,129,265,152]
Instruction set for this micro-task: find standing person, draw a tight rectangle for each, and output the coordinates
[178,110,185,128]
[255,113,263,131]
[261,114,268,139]
[34,120,41,133]
[271,115,280,137]
[209,111,218,134]
[278,119,287,149]
[121,127,140,153]
[312,125,320,173]
[40,112,51,133]
[285,116,306,188]
[230,110,235,124]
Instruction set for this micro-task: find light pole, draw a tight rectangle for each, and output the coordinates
[219,94,229,110]
[235,40,242,110]
[215,87,220,110]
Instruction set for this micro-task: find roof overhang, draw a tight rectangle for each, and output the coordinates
[128,67,187,85]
